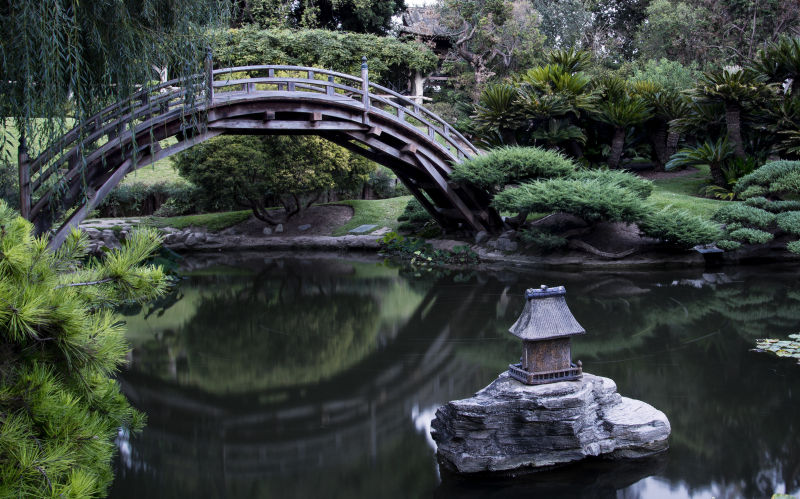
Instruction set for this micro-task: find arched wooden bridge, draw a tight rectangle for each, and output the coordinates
[19,58,503,247]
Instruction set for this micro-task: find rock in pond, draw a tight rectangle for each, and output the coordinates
[430,372,670,474]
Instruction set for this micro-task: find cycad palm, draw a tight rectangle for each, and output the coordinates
[473,83,522,145]
[595,79,652,168]
[691,67,773,158]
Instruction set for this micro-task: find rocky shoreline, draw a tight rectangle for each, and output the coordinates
[78,218,800,269]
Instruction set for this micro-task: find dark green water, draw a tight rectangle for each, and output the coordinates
[109,254,800,498]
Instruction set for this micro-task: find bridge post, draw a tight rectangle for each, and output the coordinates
[361,56,370,125]
[205,49,214,103]
[17,134,31,220]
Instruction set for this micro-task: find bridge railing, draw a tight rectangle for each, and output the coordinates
[210,65,481,162]
[26,74,209,221]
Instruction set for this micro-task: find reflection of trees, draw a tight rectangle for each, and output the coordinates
[125,258,429,394]
[113,260,800,498]
[180,289,380,393]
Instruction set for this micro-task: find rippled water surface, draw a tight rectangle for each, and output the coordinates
[109,254,800,498]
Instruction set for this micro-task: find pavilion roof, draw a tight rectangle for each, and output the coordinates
[508,285,586,341]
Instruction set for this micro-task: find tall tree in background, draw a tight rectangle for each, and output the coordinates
[635,0,800,66]
[531,0,592,49]
[437,0,545,89]
[231,0,405,34]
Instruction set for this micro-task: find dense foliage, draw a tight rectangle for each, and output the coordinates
[712,161,800,254]
[172,135,374,223]
[454,146,720,249]
[0,203,167,497]
[212,27,438,89]
[231,0,404,34]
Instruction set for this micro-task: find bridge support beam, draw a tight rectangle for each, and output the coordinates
[17,136,31,220]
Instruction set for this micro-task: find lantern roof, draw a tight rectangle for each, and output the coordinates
[508,285,585,341]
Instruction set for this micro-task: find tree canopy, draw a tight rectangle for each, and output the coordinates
[172,135,375,223]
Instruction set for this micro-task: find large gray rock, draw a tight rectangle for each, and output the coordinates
[431,372,670,474]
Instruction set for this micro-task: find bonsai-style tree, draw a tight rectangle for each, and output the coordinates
[0,202,167,496]
[451,146,721,252]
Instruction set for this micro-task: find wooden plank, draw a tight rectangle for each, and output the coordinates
[209,119,367,132]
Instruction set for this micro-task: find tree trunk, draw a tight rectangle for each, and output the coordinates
[666,130,680,160]
[709,164,727,187]
[567,139,583,159]
[650,122,668,171]
[608,127,626,169]
[501,128,517,146]
[725,102,746,159]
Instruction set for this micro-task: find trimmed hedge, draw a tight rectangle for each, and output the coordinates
[776,211,800,235]
[712,203,776,228]
[493,179,648,223]
[638,208,723,247]
[743,196,800,213]
[450,147,575,191]
[787,240,800,254]
[572,169,653,199]
[717,240,742,251]
[735,160,800,199]
[728,227,774,244]
[99,181,203,217]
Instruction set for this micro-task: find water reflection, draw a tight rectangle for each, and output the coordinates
[110,256,800,498]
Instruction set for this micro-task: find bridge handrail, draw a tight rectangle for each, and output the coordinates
[29,74,208,187]
[30,86,200,194]
[209,65,480,159]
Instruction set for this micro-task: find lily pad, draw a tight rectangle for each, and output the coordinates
[754,334,800,365]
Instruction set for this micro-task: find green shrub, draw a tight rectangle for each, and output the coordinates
[572,169,654,199]
[776,211,800,235]
[493,178,648,223]
[744,197,800,213]
[366,166,409,199]
[450,146,576,191]
[728,227,775,244]
[717,239,742,250]
[397,197,436,234]
[712,203,776,228]
[787,240,800,254]
[100,181,204,217]
[518,227,568,251]
[735,160,800,199]
[638,208,723,247]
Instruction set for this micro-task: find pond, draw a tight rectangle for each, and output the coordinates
[108,253,800,498]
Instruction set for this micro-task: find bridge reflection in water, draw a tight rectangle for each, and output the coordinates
[110,257,800,499]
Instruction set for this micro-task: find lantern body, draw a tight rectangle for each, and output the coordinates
[508,285,584,385]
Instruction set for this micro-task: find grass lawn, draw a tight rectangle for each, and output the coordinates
[146,210,251,231]
[331,196,411,236]
[648,166,725,220]
[121,138,183,185]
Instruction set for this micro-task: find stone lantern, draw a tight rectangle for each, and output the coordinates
[508,285,584,385]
